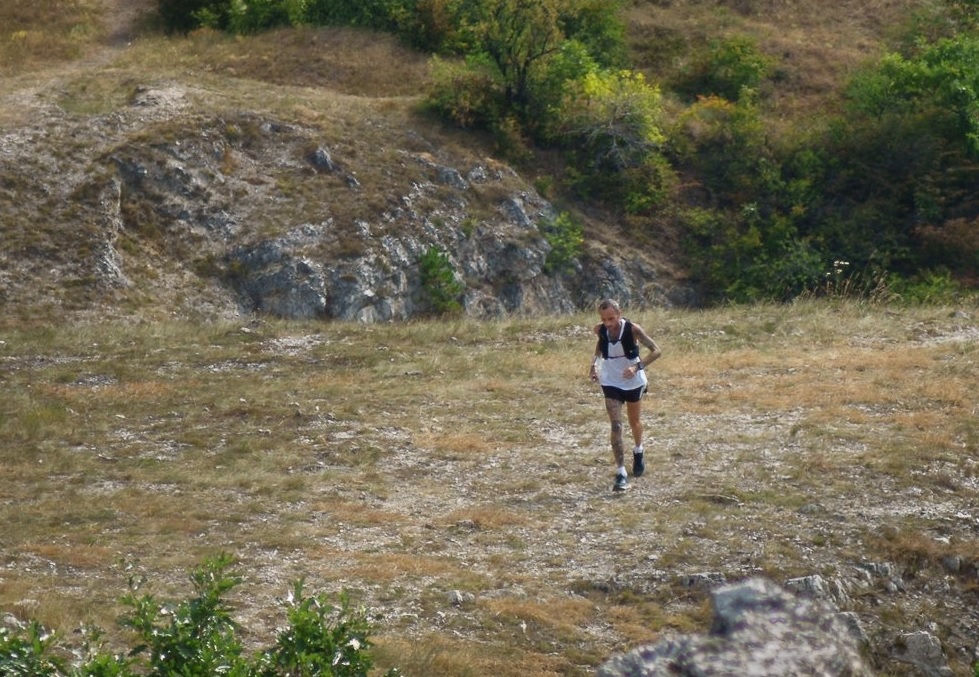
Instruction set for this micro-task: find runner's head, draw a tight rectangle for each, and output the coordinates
[598,299,621,332]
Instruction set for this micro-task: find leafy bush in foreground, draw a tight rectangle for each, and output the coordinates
[0,554,399,677]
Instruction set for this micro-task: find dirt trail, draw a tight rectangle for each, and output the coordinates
[0,0,155,125]
[102,0,156,46]
[88,0,157,64]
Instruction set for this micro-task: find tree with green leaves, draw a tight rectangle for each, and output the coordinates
[541,211,584,273]
[556,68,673,212]
[467,0,565,109]
[850,35,979,156]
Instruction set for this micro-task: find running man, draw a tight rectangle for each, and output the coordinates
[589,299,662,492]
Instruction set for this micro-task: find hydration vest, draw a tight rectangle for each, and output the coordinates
[599,320,639,359]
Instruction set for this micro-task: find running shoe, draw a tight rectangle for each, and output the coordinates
[632,451,645,477]
[613,473,629,492]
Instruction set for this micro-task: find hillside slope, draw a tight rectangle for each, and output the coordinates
[1,0,932,325]
[626,0,922,120]
[1,0,701,326]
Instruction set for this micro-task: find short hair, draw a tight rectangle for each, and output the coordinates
[598,299,621,313]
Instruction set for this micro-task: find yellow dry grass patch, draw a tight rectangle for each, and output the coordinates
[0,584,111,632]
[604,603,662,646]
[308,498,408,528]
[21,542,117,570]
[415,430,496,457]
[374,635,483,676]
[0,0,102,74]
[443,504,530,530]
[344,552,464,583]
[120,26,432,98]
[482,595,593,634]
[377,634,579,677]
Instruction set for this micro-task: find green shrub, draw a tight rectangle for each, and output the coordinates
[525,39,601,142]
[556,0,627,69]
[559,68,666,169]
[120,554,248,675]
[886,268,963,304]
[807,31,979,288]
[258,581,387,677]
[225,0,298,34]
[159,0,404,34]
[852,35,979,157]
[490,113,534,163]
[0,554,399,677]
[681,204,824,303]
[674,35,776,103]
[465,0,565,110]
[419,0,628,68]
[540,211,583,274]
[157,0,305,33]
[556,68,673,212]
[419,246,464,315]
[389,0,468,53]
[670,94,778,207]
[426,55,506,130]
[157,0,230,32]
[420,0,628,144]
[304,0,401,31]
[0,621,65,676]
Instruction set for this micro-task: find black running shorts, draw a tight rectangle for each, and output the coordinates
[601,384,646,403]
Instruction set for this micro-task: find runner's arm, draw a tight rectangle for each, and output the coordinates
[631,322,662,369]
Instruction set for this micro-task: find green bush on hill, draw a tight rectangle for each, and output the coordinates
[672,35,776,103]
[427,53,506,130]
[158,0,401,33]
[419,245,465,315]
[157,0,227,32]
[541,211,584,274]
[802,28,979,287]
[556,68,672,213]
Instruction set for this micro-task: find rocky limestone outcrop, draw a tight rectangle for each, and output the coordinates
[112,107,691,322]
[1,77,698,321]
[81,97,695,321]
[224,187,575,322]
[598,578,874,677]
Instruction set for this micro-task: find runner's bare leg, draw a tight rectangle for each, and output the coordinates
[626,400,643,448]
[605,397,625,469]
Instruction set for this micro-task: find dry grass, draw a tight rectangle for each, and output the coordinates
[153,26,433,97]
[626,0,925,122]
[0,0,103,74]
[2,301,978,675]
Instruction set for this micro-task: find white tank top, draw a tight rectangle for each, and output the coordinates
[599,319,648,390]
